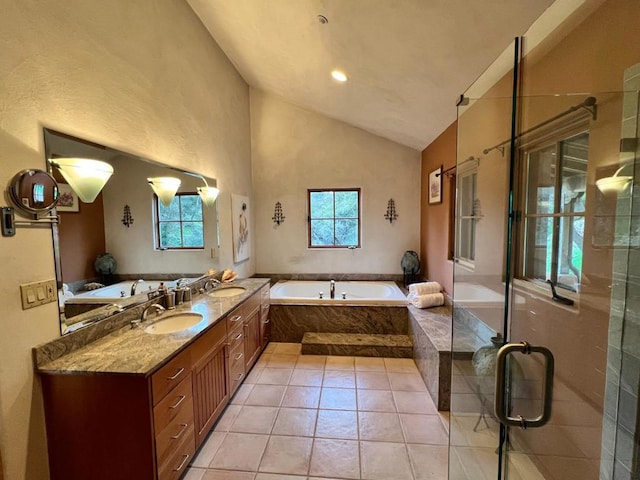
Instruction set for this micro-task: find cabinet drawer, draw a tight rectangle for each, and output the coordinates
[226,306,246,331]
[245,290,261,316]
[227,326,244,350]
[155,395,194,468]
[229,358,245,394]
[229,341,245,371]
[152,348,191,405]
[226,292,260,330]
[191,320,227,366]
[154,374,193,434]
[157,423,195,480]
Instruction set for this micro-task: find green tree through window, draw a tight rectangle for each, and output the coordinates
[521,130,588,292]
[156,193,204,249]
[308,189,360,248]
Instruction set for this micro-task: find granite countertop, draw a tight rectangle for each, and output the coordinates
[36,278,270,376]
[408,305,452,351]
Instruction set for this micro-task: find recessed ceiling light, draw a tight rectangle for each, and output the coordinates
[331,70,348,82]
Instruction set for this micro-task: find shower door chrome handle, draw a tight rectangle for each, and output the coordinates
[494,341,554,429]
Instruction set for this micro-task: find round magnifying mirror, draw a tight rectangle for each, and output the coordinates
[8,169,59,216]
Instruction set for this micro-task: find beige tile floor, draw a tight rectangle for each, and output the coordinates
[184,342,450,480]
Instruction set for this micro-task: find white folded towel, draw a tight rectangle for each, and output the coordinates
[58,286,74,308]
[410,293,444,309]
[408,281,442,296]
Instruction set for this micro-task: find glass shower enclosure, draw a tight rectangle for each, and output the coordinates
[450,2,640,479]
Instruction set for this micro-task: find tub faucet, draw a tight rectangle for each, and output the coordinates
[131,279,145,296]
[330,279,335,299]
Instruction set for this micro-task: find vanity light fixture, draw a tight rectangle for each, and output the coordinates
[49,158,114,203]
[147,176,181,207]
[196,177,220,207]
[596,164,633,195]
[331,70,348,82]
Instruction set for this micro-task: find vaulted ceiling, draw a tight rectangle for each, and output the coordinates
[187,0,555,151]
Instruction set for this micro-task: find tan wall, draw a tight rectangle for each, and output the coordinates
[420,123,456,294]
[251,90,421,275]
[58,194,106,283]
[0,2,252,479]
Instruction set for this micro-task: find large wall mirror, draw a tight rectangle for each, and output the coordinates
[44,129,220,334]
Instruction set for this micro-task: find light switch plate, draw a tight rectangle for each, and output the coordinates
[20,279,57,310]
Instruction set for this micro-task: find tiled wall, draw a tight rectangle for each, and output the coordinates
[601,63,640,480]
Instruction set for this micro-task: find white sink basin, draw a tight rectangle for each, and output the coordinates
[208,286,246,298]
[144,312,204,334]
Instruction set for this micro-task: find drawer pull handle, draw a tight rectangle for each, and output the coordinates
[234,352,244,361]
[230,314,243,323]
[235,373,244,381]
[167,367,185,381]
[169,395,186,409]
[171,423,189,440]
[263,319,270,324]
[233,333,243,342]
[173,454,190,472]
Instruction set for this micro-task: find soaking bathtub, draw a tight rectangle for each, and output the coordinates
[269,280,407,306]
[269,280,409,342]
[453,282,524,308]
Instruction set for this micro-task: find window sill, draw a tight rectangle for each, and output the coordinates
[512,278,580,310]
[453,259,475,272]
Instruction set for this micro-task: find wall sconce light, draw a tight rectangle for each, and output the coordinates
[147,176,181,207]
[384,198,398,223]
[596,164,633,195]
[122,205,134,228]
[49,158,114,203]
[272,201,285,225]
[197,177,220,207]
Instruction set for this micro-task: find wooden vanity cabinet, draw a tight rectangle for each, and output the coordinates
[39,283,270,480]
[40,346,195,480]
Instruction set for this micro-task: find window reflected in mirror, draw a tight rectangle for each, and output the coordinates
[44,129,220,335]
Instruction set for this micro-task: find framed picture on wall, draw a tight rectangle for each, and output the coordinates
[231,193,251,263]
[56,184,80,212]
[428,166,443,204]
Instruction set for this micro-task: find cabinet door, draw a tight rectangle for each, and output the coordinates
[192,337,229,448]
[260,302,271,348]
[244,311,261,370]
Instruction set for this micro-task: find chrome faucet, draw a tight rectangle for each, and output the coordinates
[130,279,145,296]
[330,279,335,299]
[141,303,165,321]
[203,278,221,291]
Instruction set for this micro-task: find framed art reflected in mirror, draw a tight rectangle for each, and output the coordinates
[56,184,80,212]
[428,166,443,204]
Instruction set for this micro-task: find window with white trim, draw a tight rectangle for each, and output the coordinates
[308,189,361,248]
[455,165,478,268]
[154,193,204,249]
[520,130,589,292]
